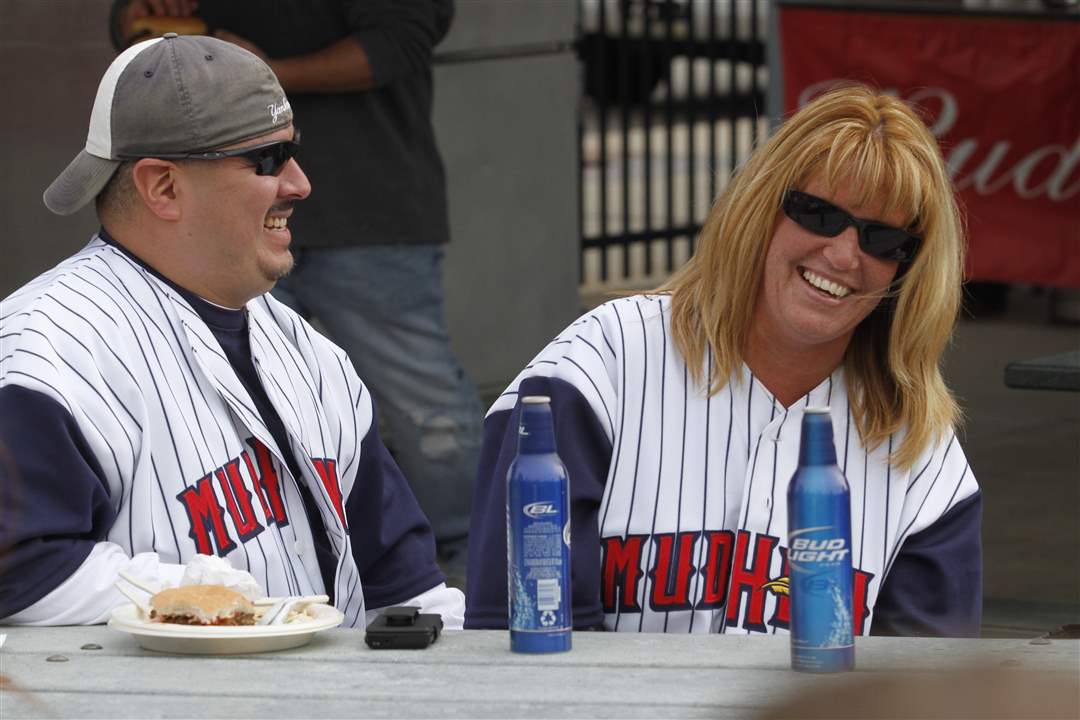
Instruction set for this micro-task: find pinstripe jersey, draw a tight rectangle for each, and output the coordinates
[466,294,980,634]
[0,236,415,627]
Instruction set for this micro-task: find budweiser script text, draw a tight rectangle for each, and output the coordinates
[800,81,1079,202]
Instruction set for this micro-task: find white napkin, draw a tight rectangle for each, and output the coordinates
[179,554,265,600]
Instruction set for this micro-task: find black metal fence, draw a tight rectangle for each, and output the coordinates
[577,0,770,287]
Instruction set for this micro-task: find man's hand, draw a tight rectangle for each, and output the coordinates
[122,0,199,30]
[118,0,201,47]
[214,29,269,63]
[125,0,199,20]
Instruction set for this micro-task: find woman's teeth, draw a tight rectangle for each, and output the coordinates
[264,217,287,230]
[802,269,851,298]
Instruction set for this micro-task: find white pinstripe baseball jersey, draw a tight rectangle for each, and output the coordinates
[466,294,981,635]
[0,236,455,626]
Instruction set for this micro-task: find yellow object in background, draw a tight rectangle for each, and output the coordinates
[127,16,208,45]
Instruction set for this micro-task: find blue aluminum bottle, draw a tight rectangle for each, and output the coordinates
[507,395,572,653]
[787,407,854,673]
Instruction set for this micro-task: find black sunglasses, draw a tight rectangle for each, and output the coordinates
[123,129,302,176]
[782,189,921,263]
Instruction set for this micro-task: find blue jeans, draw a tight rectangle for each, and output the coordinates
[273,245,483,545]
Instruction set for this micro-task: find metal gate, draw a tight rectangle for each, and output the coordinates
[577,0,771,293]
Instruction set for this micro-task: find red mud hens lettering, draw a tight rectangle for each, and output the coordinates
[177,438,345,556]
[311,458,346,527]
[601,530,874,633]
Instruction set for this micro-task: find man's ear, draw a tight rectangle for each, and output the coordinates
[130,158,185,221]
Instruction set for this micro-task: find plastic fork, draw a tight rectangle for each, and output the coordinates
[255,594,329,625]
[114,578,152,618]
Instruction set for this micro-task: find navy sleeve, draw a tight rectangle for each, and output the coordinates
[871,491,983,637]
[344,0,454,86]
[345,397,445,609]
[0,386,115,619]
[465,376,612,630]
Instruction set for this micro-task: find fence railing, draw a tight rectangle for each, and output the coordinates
[577,0,772,293]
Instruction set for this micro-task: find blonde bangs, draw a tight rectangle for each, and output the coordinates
[793,122,931,233]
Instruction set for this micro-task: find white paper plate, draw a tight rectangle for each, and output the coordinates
[107,602,345,655]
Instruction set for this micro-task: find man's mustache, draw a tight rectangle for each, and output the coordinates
[269,201,298,214]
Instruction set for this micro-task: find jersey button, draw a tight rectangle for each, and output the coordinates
[764,496,772,509]
[294,540,306,556]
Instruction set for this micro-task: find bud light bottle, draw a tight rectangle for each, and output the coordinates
[787,407,854,673]
[507,395,572,653]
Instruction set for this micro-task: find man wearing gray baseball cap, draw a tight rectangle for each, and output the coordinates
[1,34,465,630]
[43,32,295,219]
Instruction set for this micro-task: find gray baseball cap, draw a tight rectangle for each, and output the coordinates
[44,33,293,216]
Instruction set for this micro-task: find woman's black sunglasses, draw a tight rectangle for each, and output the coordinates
[782,189,921,263]
[125,129,302,177]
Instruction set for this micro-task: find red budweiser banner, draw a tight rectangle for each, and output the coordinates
[780,7,1080,287]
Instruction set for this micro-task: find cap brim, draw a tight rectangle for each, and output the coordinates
[43,150,121,216]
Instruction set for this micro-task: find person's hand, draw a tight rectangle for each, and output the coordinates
[125,0,199,21]
[214,29,269,62]
[118,0,200,47]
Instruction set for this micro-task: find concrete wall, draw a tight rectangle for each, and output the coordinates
[0,0,117,294]
[0,0,580,398]
[435,0,580,397]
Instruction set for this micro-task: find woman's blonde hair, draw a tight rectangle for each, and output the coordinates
[661,84,964,469]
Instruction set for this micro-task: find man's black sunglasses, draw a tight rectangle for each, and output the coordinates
[124,130,301,176]
[782,189,921,263]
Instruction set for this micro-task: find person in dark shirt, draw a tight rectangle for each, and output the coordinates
[112,0,484,576]
[466,85,983,637]
[0,34,462,626]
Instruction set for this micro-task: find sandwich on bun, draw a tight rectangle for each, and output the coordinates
[150,584,256,626]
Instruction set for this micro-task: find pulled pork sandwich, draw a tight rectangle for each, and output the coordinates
[149,584,256,626]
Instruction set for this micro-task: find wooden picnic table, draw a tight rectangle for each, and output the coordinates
[2,627,1077,718]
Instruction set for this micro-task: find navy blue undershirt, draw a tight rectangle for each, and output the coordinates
[97,230,341,598]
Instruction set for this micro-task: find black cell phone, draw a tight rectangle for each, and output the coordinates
[364,606,443,649]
